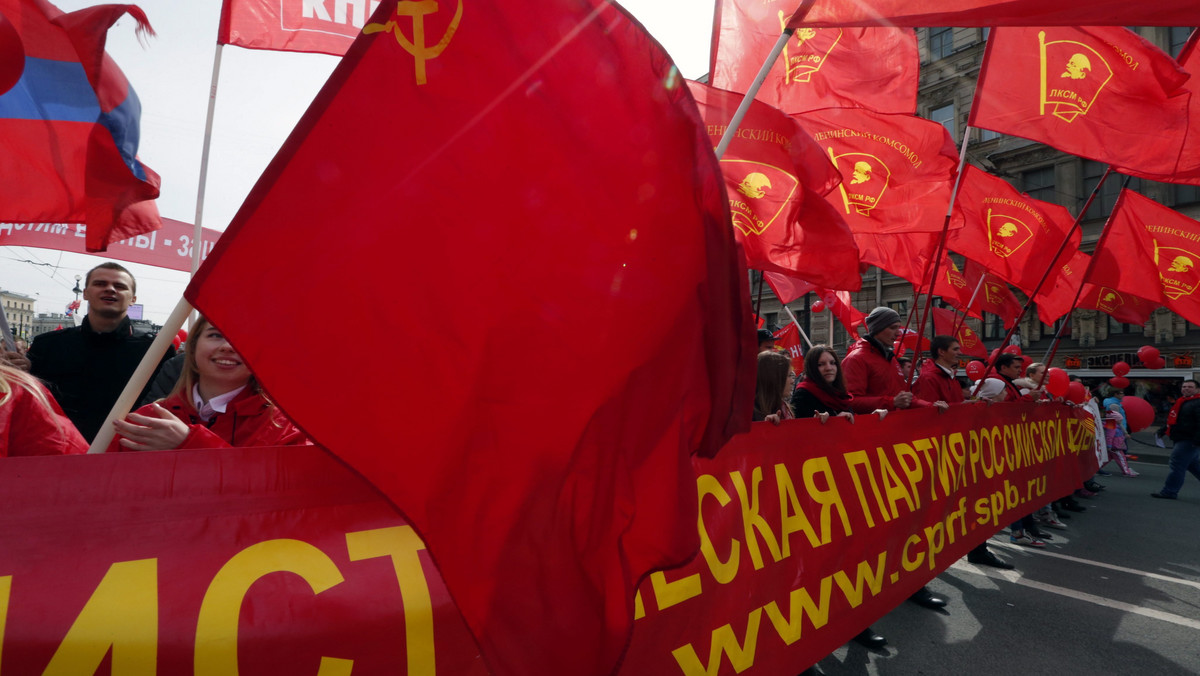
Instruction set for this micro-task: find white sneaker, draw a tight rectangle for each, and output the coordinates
[1040,511,1068,530]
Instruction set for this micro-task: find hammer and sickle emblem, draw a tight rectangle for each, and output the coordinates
[365,0,464,85]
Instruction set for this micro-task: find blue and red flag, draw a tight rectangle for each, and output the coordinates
[0,0,160,252]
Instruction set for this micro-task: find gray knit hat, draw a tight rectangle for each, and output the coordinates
[865,307,901,336]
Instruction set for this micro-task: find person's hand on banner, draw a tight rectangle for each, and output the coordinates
[934,400,950,412]
[113,404,190,451]
[893,391,913,409]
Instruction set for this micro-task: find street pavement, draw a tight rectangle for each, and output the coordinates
[815,450,1200,676]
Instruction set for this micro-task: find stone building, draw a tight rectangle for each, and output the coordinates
[0,289,36,342]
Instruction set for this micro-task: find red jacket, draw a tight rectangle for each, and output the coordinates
[1,379,88,456]
[914,359,964,405]
[842,337,931,410]
[109,388,309,452]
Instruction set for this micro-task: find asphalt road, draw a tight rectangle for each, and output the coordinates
[816,458,1200,676]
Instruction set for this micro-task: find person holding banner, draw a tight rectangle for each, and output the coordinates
[754,351,796,424]
[790,345,887,421]
[106,316,307,451]
[0,363,88,456]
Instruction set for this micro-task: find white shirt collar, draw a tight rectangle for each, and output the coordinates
[192,384,247,422]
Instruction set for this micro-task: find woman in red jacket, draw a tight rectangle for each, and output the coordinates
[108,316,307,451]
[0,362,88,456]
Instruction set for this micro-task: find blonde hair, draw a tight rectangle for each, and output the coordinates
[0,362,63,435]
[168,315,262,403]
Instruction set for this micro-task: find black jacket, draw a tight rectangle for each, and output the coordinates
[28,316,174,442]
[1171,397,1200,443]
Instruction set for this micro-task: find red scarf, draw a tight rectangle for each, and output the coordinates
[798,380,853,413]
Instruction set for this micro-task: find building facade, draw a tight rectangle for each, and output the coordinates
[0,290,36,342]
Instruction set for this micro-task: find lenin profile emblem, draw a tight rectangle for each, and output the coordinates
[959,325,981,348]
[946,262,967,289]
[1096,287,1124,314]
[828,150,890,216]
[984,282,1007,306]
[985,208,1035,258]
[1038,31,1114,123]
[721,160,799,236]
[777,15,843,85]
[1154,239,1200,299]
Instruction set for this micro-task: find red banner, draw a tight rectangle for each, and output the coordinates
[0,217,220,271]
[0,405,1096,675]
[793,1,1200,27]
[218,0,374,56]
[772,323,804,373]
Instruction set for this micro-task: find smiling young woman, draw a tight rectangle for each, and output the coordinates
[107,316,308,452]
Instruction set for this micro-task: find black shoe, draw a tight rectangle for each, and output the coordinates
[909,586,947,609]
[1096,470,1113,476]
[1151,492,1178,500]
[1058,499,1086,512]
[967,549,1016,570]
[1084,480,1106,492]
[852,627,887,649]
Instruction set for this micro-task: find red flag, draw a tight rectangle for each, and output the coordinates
[796,108,959,233]
[819,286,865,334]
[0,0,161,252]
[932,306,987,358]
[1091,189,1200,326]
[772,322,804,372]
[689,82,862,289]
[712,0,917,114]
[1033,249,1087,324]
[187,2,754,674]
[1038,275,1157,326]
[855,231,940,284]
[917,252,978,318]
[794,2,1200,27]
[217,0,367,56]
[764,271,816,304]
[963,260,1024,326]
[948,165,1080,296]
[970,27,1190,175]
[1118,31,1200,185]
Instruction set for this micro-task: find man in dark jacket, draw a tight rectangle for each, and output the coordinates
[26,262,174,442]
[1152,379,1200,499]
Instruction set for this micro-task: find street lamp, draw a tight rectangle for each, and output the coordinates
[72,274,81,301]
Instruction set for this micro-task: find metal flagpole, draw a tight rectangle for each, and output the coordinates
[950,276,987,339]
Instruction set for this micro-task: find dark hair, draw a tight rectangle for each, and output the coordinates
[1185,379,1199,388]
[85,261,137,294]
[898,356,912,366]
[755,351,794,419]
[930,335,957,360]
[802,345,847,396]
[995,352,1020,369]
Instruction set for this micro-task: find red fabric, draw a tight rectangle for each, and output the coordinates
[218,0,363,56]
[819,286,866,334]
[0,0,162,252]
[914,358,964,405]
[932,306,988,358]
[1034,249,1089,324]
[185,2,755,674]
[794,1,1200,26]
[796,108,959,233]
[855,231,940,283]
[0,217,220,272]
[764,271,816,304]
[1166,393,1200,437]
[962,260,1024,326]
[1091,189,1200,326]
[1061,283,1156,325]
[970,27,1191,175]
[772,323,804,373]
[948,165,1080,296]
[842,337,930,410]
[919,253,978,317]
[713,0,917,114]
[1,378,87,456]
[689,82,862,290]
[107,389,308,453]
[1120,33,1200,185]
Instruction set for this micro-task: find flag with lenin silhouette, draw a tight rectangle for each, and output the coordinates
[932,306,987,358]
[187,1,754,675]
[689,81,861,290]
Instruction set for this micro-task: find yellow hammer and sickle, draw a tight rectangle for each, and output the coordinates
[364,0,464,85]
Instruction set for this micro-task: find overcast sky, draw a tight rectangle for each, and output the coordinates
[1,0,715,324]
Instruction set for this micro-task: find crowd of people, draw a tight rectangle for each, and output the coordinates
[0,262,309,457]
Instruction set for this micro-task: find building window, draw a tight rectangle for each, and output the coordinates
[1175,183,1200,206]
[1021,166,1056,204]
[984,312,1003,339]
[930,103,955,138]
[1170,27,1194,57]
[887,300,908,316]
[930,27,953,59]
[979,128,1001,142]
[982,27,991,41]
[1108,314,1136,335]
[1083,160,1140,220]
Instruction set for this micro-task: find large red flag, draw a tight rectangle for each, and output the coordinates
[819,286,866,334]
[187,2,754,674]
[793,2,1200,27]
[1118,31,1200,185]
[932,306,987,358]
[712,0,917,114]
[1033,249,1087,324]
[0,0,161,251]
[1091,189,1200,326]
[917,252,978,317]
[763,271,816,303]
[796,107,959,234]
[970,27,1191,175]
[948,165,1080,296]
[217,0,365,56]
[855,231,940,284]
[963,260,1025,327]
[689,82,862,290]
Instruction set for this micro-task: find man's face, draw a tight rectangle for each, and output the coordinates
[1183,381,1198,397]
[999,360,1022,379]
[82,268,135,320]
[875,321,901,347]
[938,342,962,367]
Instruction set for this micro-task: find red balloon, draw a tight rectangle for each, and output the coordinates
[1066,381,1089,405]
[1109,376,1130,389]
[1002,344,1022,355]
[966,360,986,382]
[0,12,23,97]
[1045,367,1069,397]
[1137,345,1161,364]
[177,329,188,342]
[1147,356,1167,370]
[811,299,826,313]
[172,336,182,350]
[1112,361,1130,377]
[1020,355,1033,373]
[1121,396,1155,433]
[989,348,1002,362]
